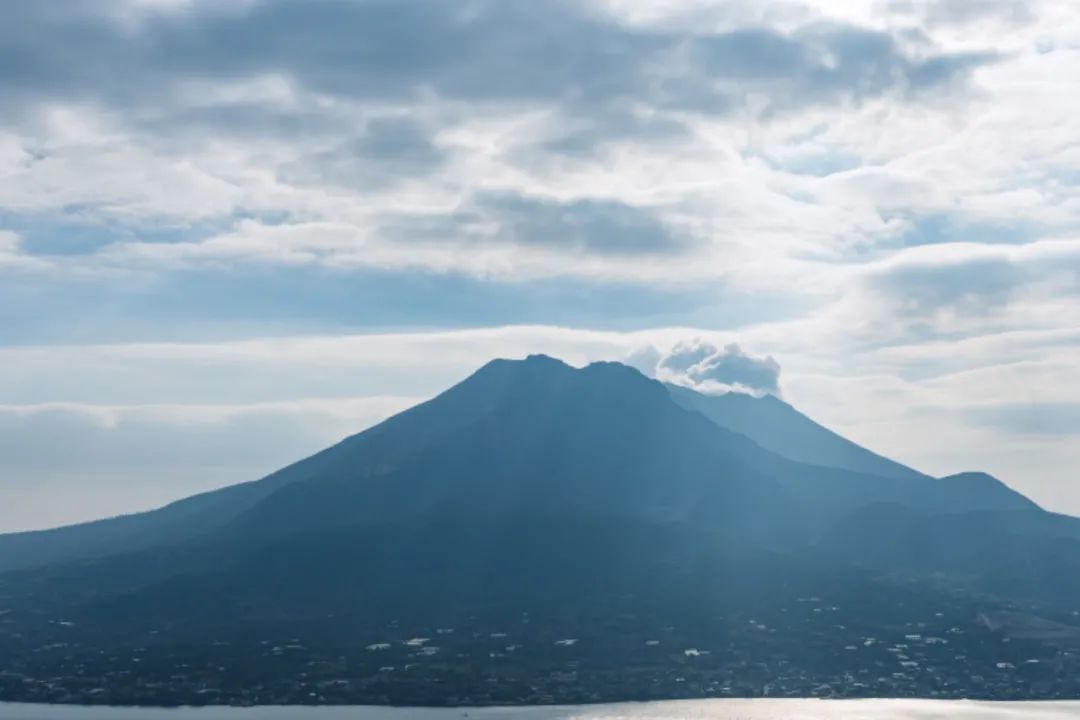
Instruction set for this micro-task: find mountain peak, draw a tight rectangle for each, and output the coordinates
[468,355,658,397]
[457,353,573,391]
[938,472,1039,510]
[524,352,566,365]
[941,471,998,482]
[472,353,572,377]
[585,358,639,372]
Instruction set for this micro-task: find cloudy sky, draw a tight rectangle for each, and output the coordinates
[1,0,1078,532]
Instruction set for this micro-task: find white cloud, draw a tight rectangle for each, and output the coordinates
[0,0,1028,286]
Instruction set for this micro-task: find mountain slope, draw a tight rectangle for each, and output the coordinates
[816,502,1080,606]
[213,356,807,553]
[663,383,1034,529]
[666,383,925,480]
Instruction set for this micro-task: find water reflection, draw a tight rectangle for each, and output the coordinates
[3,700,1080,720]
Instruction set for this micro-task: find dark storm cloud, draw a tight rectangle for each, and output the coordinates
[476,194,687,255]
[0,1,654,112]
[870,240,1080,324]
[278,116,448,190]
[381,192,688,256]
[0,1,999,133]
[688,24,997,115]
[875,256,1026,318]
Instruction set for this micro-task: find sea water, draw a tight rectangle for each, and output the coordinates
[2,699,1080,720]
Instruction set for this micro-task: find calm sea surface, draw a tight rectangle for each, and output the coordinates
[2,700,1080,720]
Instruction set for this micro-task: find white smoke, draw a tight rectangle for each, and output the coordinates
[628,339,782,396]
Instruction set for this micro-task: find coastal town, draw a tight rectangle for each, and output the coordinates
[4,590,1080,707]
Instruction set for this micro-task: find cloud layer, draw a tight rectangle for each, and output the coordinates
[0,0,1014,283]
